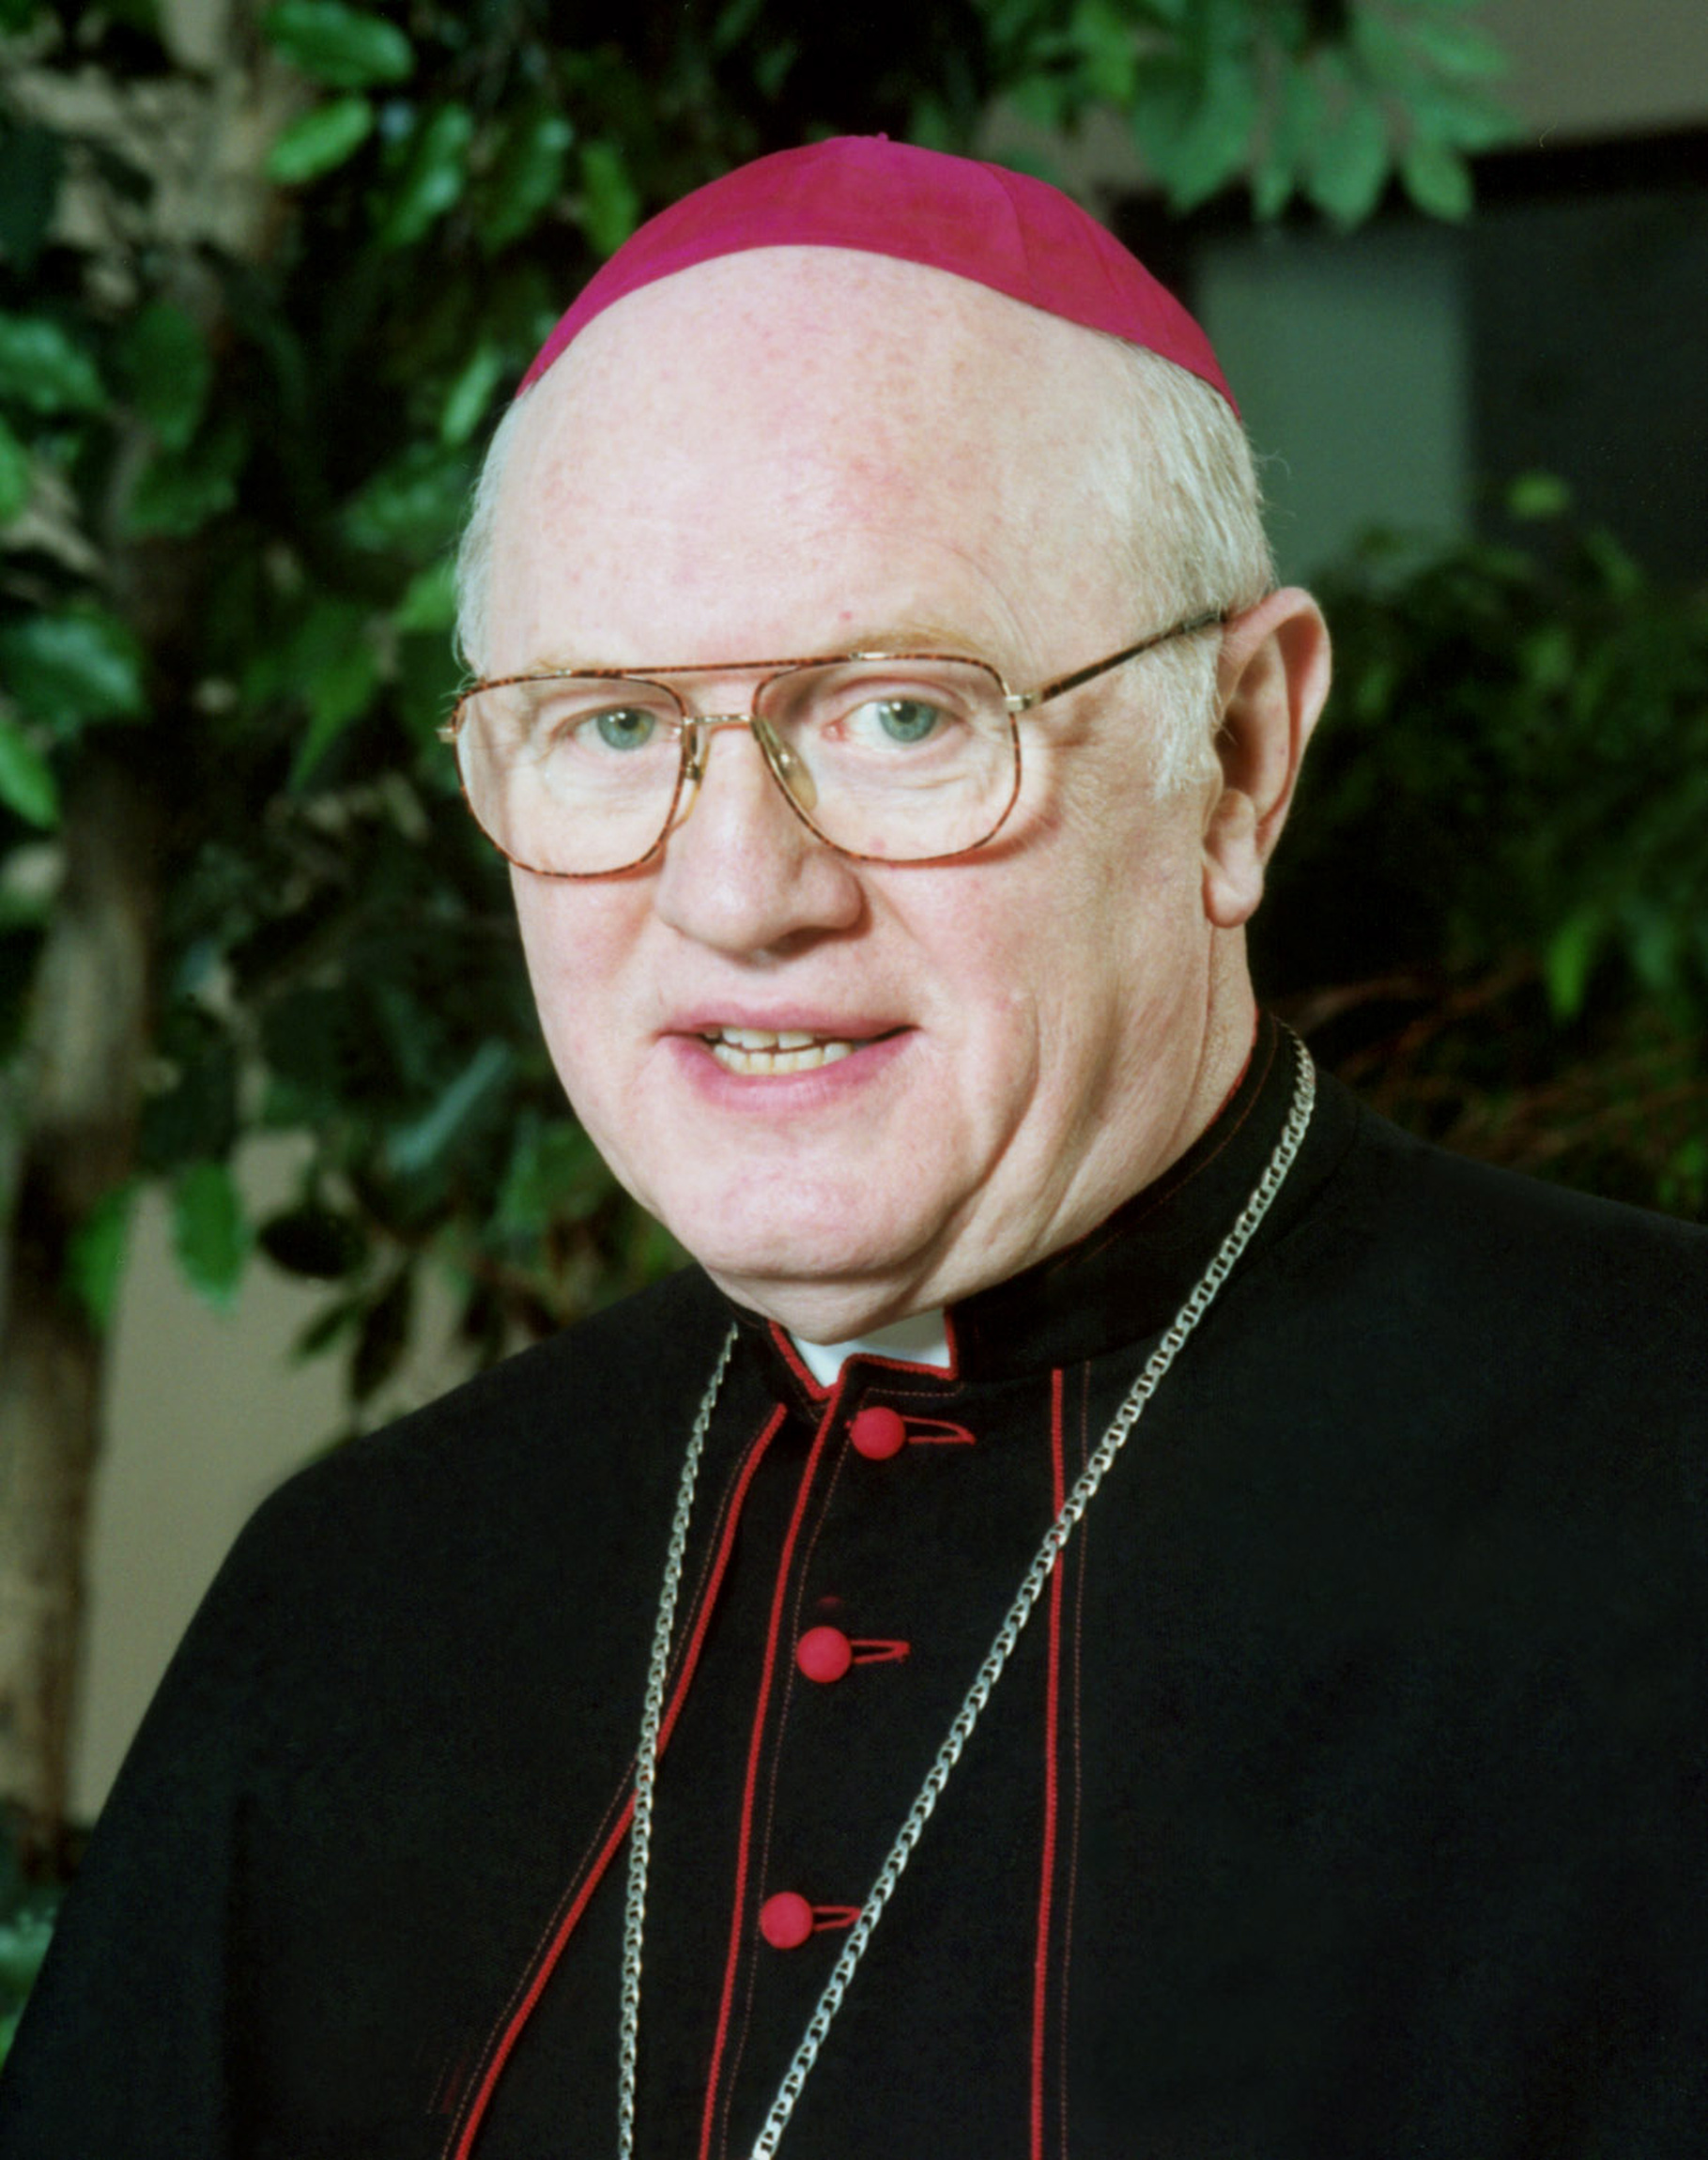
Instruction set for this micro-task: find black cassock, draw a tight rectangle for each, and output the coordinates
[3,1016,1705,2159]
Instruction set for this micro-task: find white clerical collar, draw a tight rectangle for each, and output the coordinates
[790,1308,952,1387]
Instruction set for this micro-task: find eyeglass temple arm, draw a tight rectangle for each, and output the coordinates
[1009,607,1227,713]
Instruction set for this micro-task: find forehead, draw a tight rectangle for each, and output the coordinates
[486,249,1141,671]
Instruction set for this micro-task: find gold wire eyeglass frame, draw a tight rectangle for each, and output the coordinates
[439,606,1227,878]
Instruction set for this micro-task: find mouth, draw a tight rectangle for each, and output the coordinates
[700,1025,895,1075]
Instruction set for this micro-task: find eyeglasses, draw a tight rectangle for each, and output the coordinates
[439,608,1225,877]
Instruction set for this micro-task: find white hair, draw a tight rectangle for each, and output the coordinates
[453,337,1271,795]
[454,390,531,679]
[1091,343,1275,793]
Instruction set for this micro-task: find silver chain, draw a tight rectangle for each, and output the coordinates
[620,1031,1316,2160]
[619,1325,737,2159]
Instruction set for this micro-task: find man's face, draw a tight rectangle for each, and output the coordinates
[488,250,1252,1338]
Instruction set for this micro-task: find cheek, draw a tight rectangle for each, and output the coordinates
[510,878,638,1084]
[1005,802,1208,1032]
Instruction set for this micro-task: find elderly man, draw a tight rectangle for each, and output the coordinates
[3,139,1704,2160]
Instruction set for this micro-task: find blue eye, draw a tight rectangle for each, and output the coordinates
[592,708,657,751]
[864,699,944,746]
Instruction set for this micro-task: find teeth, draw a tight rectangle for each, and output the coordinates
[705,1027,860,1075]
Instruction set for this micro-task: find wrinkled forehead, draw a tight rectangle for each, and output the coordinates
[498,248,1141,566]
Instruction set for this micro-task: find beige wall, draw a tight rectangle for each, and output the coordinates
[73,1165,343,1816]
[72,1152,461,1820]
[1485,0,1708,140]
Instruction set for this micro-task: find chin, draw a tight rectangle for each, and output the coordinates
[647,1180,944,1315]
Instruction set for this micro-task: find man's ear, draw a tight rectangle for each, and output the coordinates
[1200,586,1331,931]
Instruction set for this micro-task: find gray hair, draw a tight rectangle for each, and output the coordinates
[453,339,1271,795]
[1093,343,1275,793]
[454,391,531,680]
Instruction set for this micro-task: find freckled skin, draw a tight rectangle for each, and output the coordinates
[490,248,1330,1341]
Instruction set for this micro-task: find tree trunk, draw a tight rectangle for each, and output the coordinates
[0,0,280,1850]
[0,761,155,1849]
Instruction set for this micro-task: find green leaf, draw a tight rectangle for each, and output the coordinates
[0,1910,55,2003]
[1506,471,1572,521]
[1407,81,1516,152]
[172,1160,251,1310]
[341,440,469,557]
[385,1038,513,1178]
[1400,136,1472,221]
[1405,15,1510,79]
[351,1266,413,1401]
[712,0,765,54]
[1581,527,1643,603]
[0,714,58,827]
[1069,0,1140,104]
[578,139,640,259]
[392,558,455,634]
[0,608,146,733]
[376,102,472,250]
[1252,55,1320,219]
[293,1293,363,1362]
[482,111,573,252]
[1350,6,1424,91]
[267,93,375,184]
[496,1116,612,1237]
[393,631,460,745]
[259,1202,368,1279]
[140,1008,240,1169]
[1518,622,1574,693]
[1251,145,1292,221]
[0,315,103,416]
[1128,55,1198,175]
[439,340,504,446]
[124,413,248,539]
[1275,51,1323,161]
[288,653,380,783]
[1156,60,1259,212]
[286,599,381,784]
[262,0,413,90]
[68,1183,136,1330]
[754,38,797,101]
[1007,71,1074,134]
[1544,908,1602,1021]
[0,412,30,523]
[116,301,210,451]
[1626,904,1681,996]
[1305,90,1390,226]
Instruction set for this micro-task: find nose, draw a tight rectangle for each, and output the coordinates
[651,719,865,955]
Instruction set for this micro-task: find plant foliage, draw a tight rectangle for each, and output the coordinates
[1257,486,1708,1223]
[0,1813,60,2068]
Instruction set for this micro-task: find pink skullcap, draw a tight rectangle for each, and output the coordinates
[516,134,1236,414]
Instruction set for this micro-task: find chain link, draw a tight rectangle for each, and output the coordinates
[619,1326,737,2160]
[621,1032,1316,2160]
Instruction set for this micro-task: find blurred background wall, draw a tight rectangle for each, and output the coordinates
[71,0,1708,1821]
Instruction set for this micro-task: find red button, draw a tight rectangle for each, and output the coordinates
[796,1626,854,1684]
[759,1891,814,1950]
[849,1406,906,1460]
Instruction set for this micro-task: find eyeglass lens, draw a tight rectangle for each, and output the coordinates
[454,657,1020,874]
